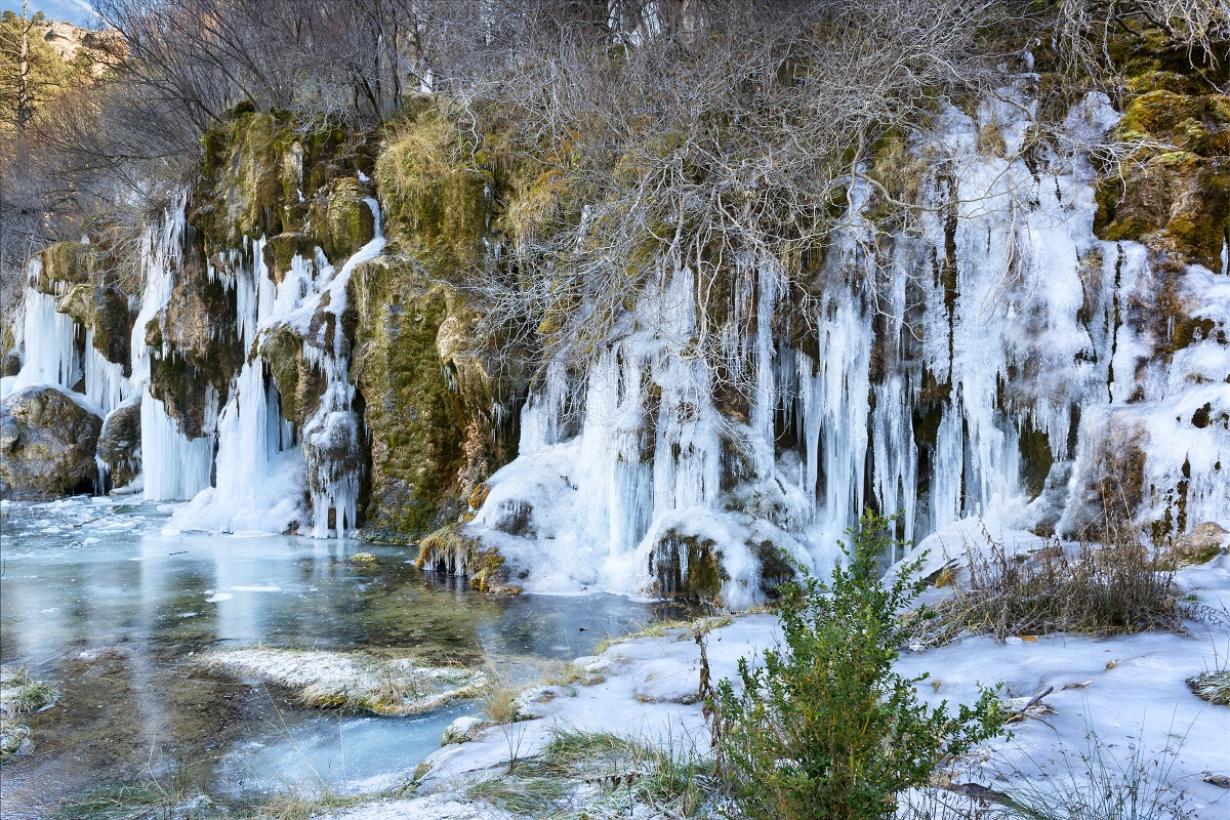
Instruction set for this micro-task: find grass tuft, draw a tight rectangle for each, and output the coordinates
[909,529,1179,646]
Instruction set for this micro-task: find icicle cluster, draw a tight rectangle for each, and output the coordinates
[469,87,1230,605]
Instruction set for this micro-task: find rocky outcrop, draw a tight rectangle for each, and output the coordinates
[0,386,102,497]
[350,257,468,537]
[146,252,242,437]
[56,282,133,370]
[35,242,135,371]
[97,397,142,488]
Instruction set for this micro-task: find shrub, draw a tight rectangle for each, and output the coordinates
[710,513,1006,820]
[911,529,1178,647]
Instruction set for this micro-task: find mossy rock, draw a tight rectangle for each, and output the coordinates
[1118,90,1230,155]
[415,524,517,593]
[193,112,372,251]
[1018,421,1053,500]
[256,323,325,426]
[1095,45,1230,270]
[266,233,318,282]
[52,284,132,369]
[648,530,727,604]
[350,255,466,538]
[307,177,375,262]
[374,110,491,276]
[1095,151,1229,269]
[37,242,97,293]
[148,256,243,435]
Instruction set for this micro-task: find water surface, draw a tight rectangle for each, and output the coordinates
[0,496,684,816]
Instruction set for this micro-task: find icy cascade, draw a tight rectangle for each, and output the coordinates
[130,195,216,501]
[169,196,385,536]
[2,255,136,474]
[469,86,1230,604]
[169,237,306,533]
[299,197,387,538]
[4,266,82,399]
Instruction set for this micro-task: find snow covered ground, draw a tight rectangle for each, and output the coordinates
[317,545,1230,818]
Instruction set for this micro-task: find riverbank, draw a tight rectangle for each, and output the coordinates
[319,536,1230,819]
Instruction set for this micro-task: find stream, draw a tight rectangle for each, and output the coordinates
[0,496,686,817]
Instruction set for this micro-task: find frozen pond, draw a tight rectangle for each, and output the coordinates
[0,496,686,816]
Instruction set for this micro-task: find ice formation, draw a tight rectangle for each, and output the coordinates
[467,86,1230,605]
[6,84,1225,592]
[166,197,385,536]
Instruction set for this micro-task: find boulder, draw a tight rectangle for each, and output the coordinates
[1172,522,1229,566]
[0,386,102,497]
[97,397,142,489]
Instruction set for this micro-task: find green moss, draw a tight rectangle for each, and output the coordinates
[649,530,727,603]
[1018,421,1053,499]
[350,256,467,538]
[193,112,371,253]
[374,110,490,277]
[37,242,96,293]
[256,324,324,425]
[415,523,516,593]
[318,178,375,261]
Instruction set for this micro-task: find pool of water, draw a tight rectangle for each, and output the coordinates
[0,496,686,816]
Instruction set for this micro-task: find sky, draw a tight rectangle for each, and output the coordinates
[0,0,101,27]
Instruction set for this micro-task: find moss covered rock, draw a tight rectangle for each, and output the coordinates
[350,255,466,538]
[56,284,133,370]
[147,253,243,437]
[374,110,490,275]
[415,523,518,594]
[1094,33,1230,271]
[36,242,98,293]
[257,323,325,426]
[0,386,102,497]
[192,111,373,251]
[648,529,726,604]
[307,177,376,262]
[96,396,141,488]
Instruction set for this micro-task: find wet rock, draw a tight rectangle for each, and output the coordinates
[257,323,325,426]
[2,350,20,377]
[97,397,142,488]
[199,648,487,716]
[648,529,726,603]
[147,253,243,437]
[0,386,102,497]
[55,284,133,369]
[349,552,378,565]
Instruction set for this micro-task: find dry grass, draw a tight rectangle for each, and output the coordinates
[481,678,524,725]
[911,530,1179,647]
[592,619,695,655]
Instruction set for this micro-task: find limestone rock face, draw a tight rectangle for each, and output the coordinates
[97,398,142,489]
[147,253,243,438]
[36,242,98,293]
[257,323,326,426]
[56,283,133,369]
[0,386,102,497]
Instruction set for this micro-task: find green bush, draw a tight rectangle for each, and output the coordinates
[710,513,1006,820]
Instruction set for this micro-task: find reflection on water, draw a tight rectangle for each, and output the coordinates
[0,497,686,815]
